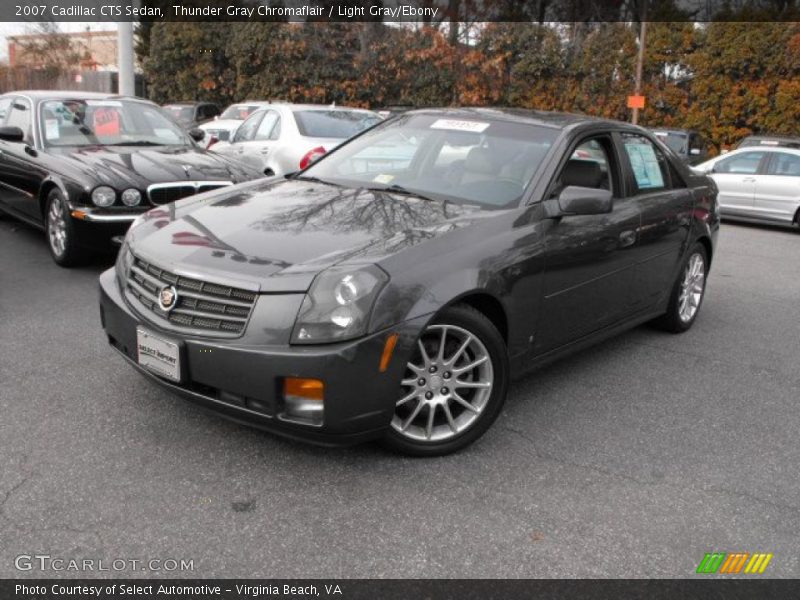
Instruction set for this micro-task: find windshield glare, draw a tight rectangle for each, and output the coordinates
[41,99,189,147]
[220,104,262,120]
[293,110,382,139]
[301,114,558,209]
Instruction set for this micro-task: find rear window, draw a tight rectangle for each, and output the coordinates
[220,104,262,120]
[292,110,381,139]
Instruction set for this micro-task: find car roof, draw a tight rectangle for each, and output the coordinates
[717,145,800,158]
[401,107,644,133]
[163,101,211,107]
[741,134,800,141]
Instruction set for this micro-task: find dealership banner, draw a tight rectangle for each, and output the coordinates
[2,0,800,23]
[4,579,800,599]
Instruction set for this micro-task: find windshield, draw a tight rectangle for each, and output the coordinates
[293,110,382,139]
[653,131,688,154]
[301,113,558,209]
[220,104,263,120]
[40,99,190,147]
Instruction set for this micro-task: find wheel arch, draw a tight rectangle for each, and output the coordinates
[37,178,71,217]
[446,291,509,345]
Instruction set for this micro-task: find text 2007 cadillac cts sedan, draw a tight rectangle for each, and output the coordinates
[99,109,719,455]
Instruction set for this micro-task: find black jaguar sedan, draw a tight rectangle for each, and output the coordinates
[99,109,719,455]
[0,91,261,266]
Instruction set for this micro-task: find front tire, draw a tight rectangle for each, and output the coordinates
[45,189,87,267]
[653,243,708,333]
[383,304,509,456]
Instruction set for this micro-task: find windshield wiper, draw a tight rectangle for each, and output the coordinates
[105,141,168,146]
[291,175,344,186]
[364,183,439,203]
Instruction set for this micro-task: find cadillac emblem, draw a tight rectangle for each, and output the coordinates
[158,285,178,312]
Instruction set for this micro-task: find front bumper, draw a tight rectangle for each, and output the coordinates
[71,208,143,252]
[98,268,427,447]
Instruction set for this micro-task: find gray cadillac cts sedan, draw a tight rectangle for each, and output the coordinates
[99,109,719,455]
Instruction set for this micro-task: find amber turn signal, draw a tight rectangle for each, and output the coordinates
[283,377,324,401]
[379,333,399,373]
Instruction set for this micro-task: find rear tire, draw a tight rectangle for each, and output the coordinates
[382,304,509,456]
[45,189,87,267]
[652,242,708,333]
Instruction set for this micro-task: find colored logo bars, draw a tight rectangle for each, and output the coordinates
[696,552,773,574]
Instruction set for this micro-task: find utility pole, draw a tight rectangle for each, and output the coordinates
[117,21,135,96]
[631,8,647,125]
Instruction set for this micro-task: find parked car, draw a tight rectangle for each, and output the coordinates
[650,128,709,165]
[736,134,800,150]
[163,101,221,128]
[0,91,263,266]
[199,101,271,146]
[211,103,382,177]
[694,146,800,228]
[100,108,718,455]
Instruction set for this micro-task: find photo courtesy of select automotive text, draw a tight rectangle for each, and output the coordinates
[1,0,799,597]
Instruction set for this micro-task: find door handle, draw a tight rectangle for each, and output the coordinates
[741,177,756,182]
[259,148,269,155]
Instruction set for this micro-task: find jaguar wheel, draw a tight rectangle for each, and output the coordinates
[383,304,509,456]
[45,188,86,267]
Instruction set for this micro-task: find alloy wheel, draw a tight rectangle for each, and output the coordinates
[391,323,494,443]
[47,196,68,257]
[678,252,705,323]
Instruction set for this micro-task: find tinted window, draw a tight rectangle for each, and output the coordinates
[766,152,800,176]
[293,110,381,139]
[622,134,670,192]
[232,111,262,143]
[565,138,614,193]
[714,152,765,174]
[6,98,32,141]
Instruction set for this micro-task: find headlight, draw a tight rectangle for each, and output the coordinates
[115,242,133,283]
[291,265,388,344]
[121,188,141,207]
[91,186,116,207]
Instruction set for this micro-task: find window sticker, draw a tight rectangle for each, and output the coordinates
[430,119,490,133]
[44,118,60,140]
[372,173,395,184]
[625,142,664,189]
[93,108,121,136]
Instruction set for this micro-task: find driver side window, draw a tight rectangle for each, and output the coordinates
[556,136,615,195]
[5,98,32,143]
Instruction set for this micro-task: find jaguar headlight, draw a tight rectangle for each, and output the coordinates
[291,265,388,344]
[121,188,141,207]
[91,186,116,207]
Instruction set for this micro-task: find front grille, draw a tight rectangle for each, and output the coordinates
[147,181,232,205]
[126,255,257,336]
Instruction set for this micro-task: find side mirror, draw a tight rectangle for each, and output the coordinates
[0,126,25,142]
[546,186,613,217]
[188,127,205,142]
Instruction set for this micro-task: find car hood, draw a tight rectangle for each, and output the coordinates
[47,145,253,189]
[127,178,493,292]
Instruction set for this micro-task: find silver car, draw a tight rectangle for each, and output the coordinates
[211,103,382,177]
[199,101,272,146]
[695,146,800,228]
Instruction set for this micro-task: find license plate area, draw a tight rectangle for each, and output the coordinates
[136,327,182,383]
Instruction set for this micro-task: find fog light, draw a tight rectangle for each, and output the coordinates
[281,378,324,426]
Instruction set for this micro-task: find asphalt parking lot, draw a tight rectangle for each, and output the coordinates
[1,215,798,579]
